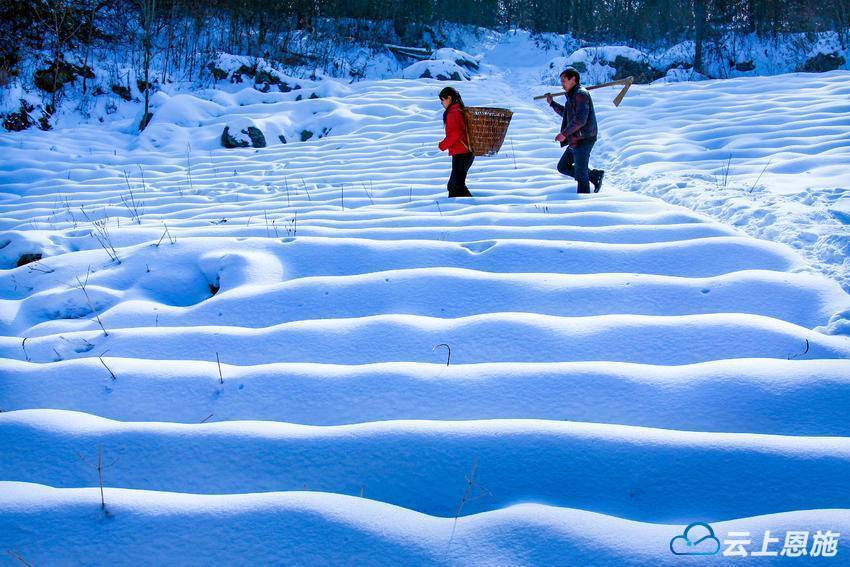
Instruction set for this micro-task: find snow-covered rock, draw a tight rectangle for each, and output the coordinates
[402,59,470,81]
[221,123,266,149]
[544,46,660,85]
[430,47,480,71]
[207,53,306,93]
[399,47,480,81]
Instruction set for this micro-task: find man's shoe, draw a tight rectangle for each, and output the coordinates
[591,170,604,193]
[577,180,591,194]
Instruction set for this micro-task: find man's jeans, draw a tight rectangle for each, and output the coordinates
[557,138,596,193]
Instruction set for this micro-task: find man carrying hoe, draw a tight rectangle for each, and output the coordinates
[545,67,604,194]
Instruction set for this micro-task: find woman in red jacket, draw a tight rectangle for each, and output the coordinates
[438,87,474,198]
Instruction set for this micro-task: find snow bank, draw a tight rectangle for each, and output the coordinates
[2,358,849,435]
[4,482,847,566]
[4,410,850,522]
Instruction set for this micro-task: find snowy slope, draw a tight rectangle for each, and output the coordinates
[598,70,850,293]
[2,63,850,565]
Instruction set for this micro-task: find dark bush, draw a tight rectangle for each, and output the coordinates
[612,55,663,84]
[798,52,846,73]
[34,59,79,93]
[3,99,34,131]
[111,84,132,101]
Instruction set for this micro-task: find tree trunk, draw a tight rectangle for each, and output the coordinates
[51,48,60,110]
[694,0,707,74]
[82,2,107,96]
[140,0,155,131]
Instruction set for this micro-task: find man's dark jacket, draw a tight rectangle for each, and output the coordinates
[550,85,598,147]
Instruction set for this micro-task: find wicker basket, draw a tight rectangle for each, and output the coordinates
[463,106,513,157]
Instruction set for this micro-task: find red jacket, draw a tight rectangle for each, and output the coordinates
[439,104,471,155]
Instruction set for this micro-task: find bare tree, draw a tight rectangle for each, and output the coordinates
[694,0,707,74]
[33,0,86,111]
[81,0,110,95]
[138,0,156,131]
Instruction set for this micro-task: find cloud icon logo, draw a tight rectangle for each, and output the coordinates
[670,522,721,556]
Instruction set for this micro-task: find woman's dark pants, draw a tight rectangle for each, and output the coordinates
[448,153,474,197]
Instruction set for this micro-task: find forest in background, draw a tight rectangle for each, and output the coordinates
[3,0,848,82]
[0,0,847,131]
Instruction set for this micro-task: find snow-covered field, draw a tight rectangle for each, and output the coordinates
[603,70,850,294]
[2,45,850,564]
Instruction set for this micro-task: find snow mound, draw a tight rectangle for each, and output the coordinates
[145,92,223,128]
[654,67,710,84]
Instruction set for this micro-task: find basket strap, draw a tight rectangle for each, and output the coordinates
[462,109,473,154]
